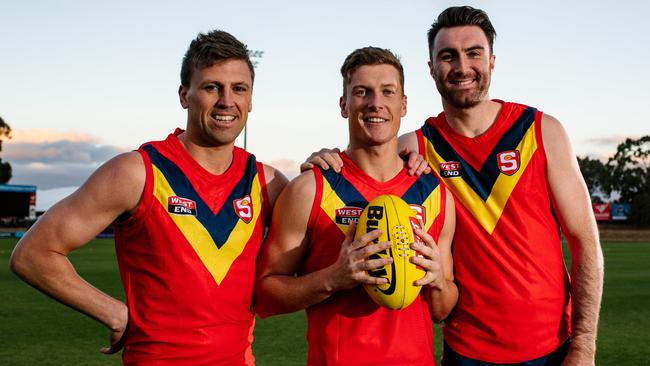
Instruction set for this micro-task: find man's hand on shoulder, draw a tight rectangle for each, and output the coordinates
[300,148,342,173]
[397,131,430,176]
[400,148,431,176]
[299,137,430,176]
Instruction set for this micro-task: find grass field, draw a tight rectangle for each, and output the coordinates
[1,238,649,365]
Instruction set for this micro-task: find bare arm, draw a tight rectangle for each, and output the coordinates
[411,187,458,322]
[299,148,343,173]
[254,171,392,317]
[542,115,604,365]
[397,130,419,154]
[262,164,289,208]
[9,151,145,353]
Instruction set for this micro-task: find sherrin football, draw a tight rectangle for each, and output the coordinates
[355,194,425,310]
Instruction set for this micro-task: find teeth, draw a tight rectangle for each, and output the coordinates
[452,79,474,86]
[213,115,235,121]
[365,117,386,123]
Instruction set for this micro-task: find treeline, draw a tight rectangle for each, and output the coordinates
[0,115,11,184]
[578,136,650,227]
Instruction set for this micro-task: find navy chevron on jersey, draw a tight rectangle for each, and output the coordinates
[113,129,269,365]
[420,105,536,234]
[417,101,571,363]
[143,143,258,251]
[302,152,446,366]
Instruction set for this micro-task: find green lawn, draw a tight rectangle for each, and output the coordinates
[1,238,648,365]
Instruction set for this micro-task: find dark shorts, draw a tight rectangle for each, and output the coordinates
[441,338,571,366]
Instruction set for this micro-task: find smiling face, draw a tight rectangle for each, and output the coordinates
[179,59,252,148]
[429,25,495,109]
[340,64,407,148]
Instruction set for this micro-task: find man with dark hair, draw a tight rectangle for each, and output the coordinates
[303,6,603,366]
[426,5,496,55]
[256,46,457,365]
[11,29,287,365]
[180,31,256,88]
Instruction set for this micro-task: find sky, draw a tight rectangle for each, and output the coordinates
[1,0,649,208]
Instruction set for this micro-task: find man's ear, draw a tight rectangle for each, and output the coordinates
[179,85,189,109]
[340,96,348,118]
[248,86,253,112]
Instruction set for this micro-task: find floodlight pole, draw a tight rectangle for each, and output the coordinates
[244,50,264,150]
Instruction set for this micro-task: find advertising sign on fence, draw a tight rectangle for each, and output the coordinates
[611,203,631,221]
[592,203,611,221]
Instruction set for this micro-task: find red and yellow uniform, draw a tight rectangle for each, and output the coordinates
[113,129,270,366]
[304,152,446,366]
[417,101,571,363]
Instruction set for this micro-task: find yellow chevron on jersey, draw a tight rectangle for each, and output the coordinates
[321,176,360,234]
[151,164,263,285]
[320,169,439,234]
[417,186,441,233]
[422,117,537,234]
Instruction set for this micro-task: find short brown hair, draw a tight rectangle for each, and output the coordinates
[180,30,255,87]
[340,46,404,96]
[427,6,496,60]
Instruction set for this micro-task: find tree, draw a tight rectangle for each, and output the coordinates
[0,116,12,184]
[604,136,650,227]
[577,156,608,203]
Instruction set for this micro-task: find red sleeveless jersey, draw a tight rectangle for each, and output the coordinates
[303,152,446,366]
[417,101,571,363]
[113,130,270,365]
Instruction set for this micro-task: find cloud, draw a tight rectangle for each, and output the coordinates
[3,128,129,166]
[10,162,100,190]
[581,135,643,146]
[8,129,100,144]
[3,140,126,164]
[576,135,649,160]
[1,130,129,189]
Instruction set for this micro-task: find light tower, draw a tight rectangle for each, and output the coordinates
[244,50,264,150]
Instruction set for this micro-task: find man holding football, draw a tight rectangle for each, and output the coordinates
[255,47,457,365]
[303,6,604,366]
[10,30,287,365]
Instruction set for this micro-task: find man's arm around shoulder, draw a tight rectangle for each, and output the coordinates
[10,151,145,354]
[299,130,429,176]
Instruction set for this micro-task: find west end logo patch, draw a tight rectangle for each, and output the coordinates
[440,161,463,178]
[168,196,197,216]
[497,150,520,176]
[335,206,363,225]
[233,195,254,224]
